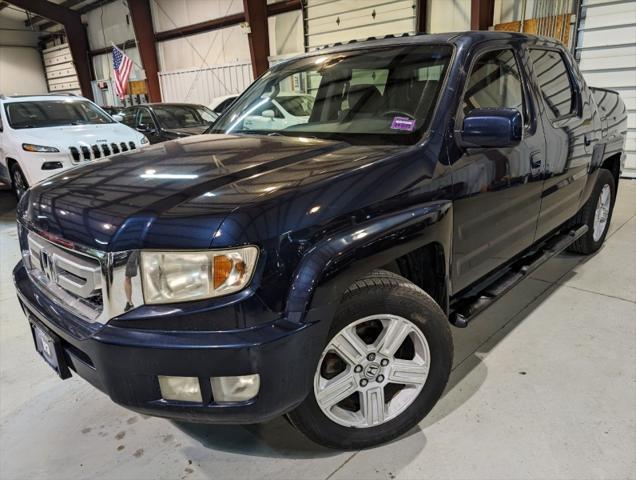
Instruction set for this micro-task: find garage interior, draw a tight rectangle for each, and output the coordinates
[0,0,635,479]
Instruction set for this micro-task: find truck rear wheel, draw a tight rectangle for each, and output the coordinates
[287,270,453,449]
[568,168,616,255]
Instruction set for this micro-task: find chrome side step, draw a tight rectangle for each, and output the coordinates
[450,225,588,328]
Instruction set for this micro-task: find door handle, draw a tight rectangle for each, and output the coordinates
[584,135,598,147]
[530,152,542,169]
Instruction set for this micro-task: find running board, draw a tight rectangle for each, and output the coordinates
[450,225,588,328]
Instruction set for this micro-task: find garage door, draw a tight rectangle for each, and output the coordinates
[42,44,81,95]
[304,0,416,50]
[575,0,636,177]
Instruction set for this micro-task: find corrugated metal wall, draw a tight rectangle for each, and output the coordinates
[158,61,253,106]
[575,0,636,176]
[304,0,417,50]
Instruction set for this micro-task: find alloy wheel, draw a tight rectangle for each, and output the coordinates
[593,184,611,242]
[314,314,430,429]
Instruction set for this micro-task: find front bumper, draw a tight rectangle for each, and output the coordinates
[13,262,332,424]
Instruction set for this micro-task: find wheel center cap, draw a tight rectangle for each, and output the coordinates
[363,362,381,379]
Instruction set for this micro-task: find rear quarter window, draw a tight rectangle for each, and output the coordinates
[529,49,576,119]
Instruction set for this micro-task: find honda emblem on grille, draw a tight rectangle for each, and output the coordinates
[40,251,56,282]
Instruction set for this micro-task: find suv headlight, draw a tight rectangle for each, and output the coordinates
[140,136,149,145]
[140,247,259,304]
[22,143,60,153]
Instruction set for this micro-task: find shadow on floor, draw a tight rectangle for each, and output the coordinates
[174,248,595,458]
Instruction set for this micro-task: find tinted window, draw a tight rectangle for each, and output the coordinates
[4,100,113,129]
[463,49,524,116]
[530,49,575,118]
[120,108,137,127]
[137,108,153,128]
[153,105,216,129]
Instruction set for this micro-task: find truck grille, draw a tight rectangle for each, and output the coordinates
[26,232,104,321]
[69,142,136,164]
[20,227,144,325]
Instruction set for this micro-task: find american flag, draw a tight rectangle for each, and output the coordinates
[112,46,132,100]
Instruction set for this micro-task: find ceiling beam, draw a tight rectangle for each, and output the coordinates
[38,0,119,30]
[8,0,94,100]
[25,0,84,27]
[127,0,161,102]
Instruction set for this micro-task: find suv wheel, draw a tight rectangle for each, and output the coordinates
[10,162,29,199]
[568,168,616,254]
[287,270,453,449]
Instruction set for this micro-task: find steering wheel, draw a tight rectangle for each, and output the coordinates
[380,110,416,119]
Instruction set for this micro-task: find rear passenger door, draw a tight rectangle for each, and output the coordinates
[451,46,546,293]
[529,48,594,239]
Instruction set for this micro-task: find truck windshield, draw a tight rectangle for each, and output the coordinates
[5,100,114,129]
[211,44,452,145]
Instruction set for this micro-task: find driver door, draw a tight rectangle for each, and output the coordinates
[451,46,546,293]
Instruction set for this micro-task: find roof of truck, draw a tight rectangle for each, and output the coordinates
[272,31,563,69]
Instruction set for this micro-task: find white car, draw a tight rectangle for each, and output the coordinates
[242,92,314,131]
[0,94,148,198]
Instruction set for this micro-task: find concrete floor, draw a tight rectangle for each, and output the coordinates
[0,182,635,480]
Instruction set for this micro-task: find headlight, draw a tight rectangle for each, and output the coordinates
[140,247,259,304]
[140,136,149,145]
[22,143,60,153]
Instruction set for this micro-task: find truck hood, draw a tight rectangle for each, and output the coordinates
[18,123,144,149]
[18,134,400,251]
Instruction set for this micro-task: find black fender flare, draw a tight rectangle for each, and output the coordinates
[285,200,453,324]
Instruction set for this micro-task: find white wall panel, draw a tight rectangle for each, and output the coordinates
[151,0,242,33]
[305,0,416,49]
[576,0,636,176]
[427,0,471,33]
[158,61,253,106]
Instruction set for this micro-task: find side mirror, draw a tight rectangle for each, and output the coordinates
[112,114,124,122]
[261,109,276,119]
[138,123,155,134]
[458,108,522,148]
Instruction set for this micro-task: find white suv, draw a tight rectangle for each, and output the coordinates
[0,94,148,197]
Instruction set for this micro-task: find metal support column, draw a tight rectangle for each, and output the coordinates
[127,0,161,102]
[243,0,270,78]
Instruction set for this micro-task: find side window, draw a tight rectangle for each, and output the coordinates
[529,49,576,119]
[120,108,137,127]
[137,108,153,128]
[463,49,525,117]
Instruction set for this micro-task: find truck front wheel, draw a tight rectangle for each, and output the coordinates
[568,168,616,255]
[287,270,453,449]
[10,162,29,199]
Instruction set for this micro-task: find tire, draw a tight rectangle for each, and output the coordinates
[568,168,616,255]
[9,162,29,200]
[287,269,453,449]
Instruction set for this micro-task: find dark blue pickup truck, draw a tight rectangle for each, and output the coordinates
[13,32,627,449]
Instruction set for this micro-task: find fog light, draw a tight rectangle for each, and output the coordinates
[42,161,63,170]
[158,375,202,403]
[211,374,260,403]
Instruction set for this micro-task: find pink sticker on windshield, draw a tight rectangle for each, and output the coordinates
[390,116,416,131]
